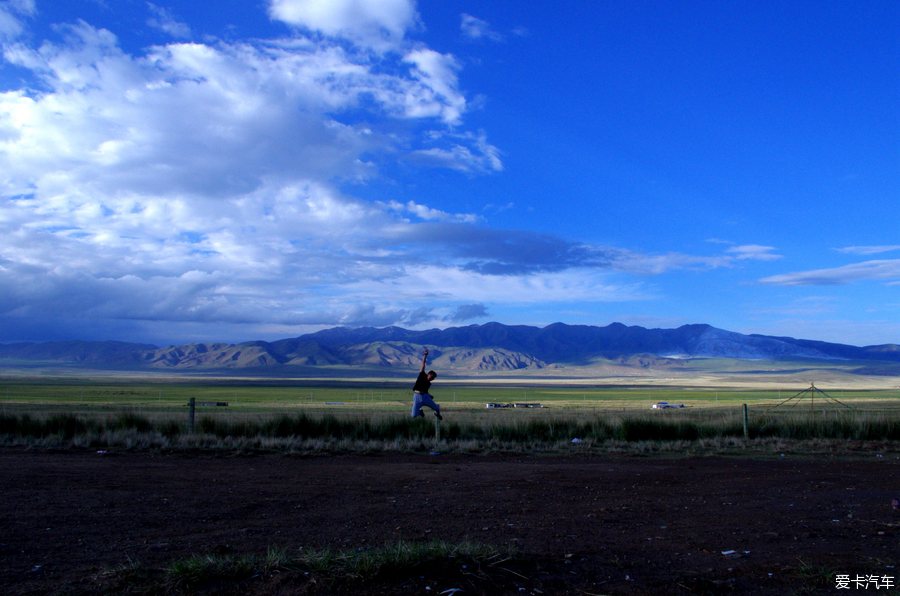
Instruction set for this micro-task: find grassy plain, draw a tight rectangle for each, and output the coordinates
[1,374,899,449]
[2,377,900,416]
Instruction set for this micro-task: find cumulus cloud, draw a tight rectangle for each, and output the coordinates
[3,29,352,188]
[0,3,813,344]
[0,17,486,194]
[0,5,513,340]
[268,0,418,53]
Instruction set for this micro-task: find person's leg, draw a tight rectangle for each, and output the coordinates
[411,393,424,417]
[420,393,442,419]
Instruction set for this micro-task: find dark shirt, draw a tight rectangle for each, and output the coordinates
[413,371,431,394]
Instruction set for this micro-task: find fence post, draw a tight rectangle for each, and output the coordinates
[188,397,196,433]
[434,416,441,444]
[742,403,749,440]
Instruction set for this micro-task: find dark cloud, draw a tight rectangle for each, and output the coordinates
[401,223,617,274]
[445,303,489,322]
[337,304,437,328]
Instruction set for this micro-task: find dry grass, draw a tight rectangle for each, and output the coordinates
[2,407,898,456]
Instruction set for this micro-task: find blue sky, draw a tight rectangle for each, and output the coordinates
[0,0,897,347]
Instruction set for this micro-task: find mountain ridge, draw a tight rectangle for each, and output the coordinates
[0,322,897,372]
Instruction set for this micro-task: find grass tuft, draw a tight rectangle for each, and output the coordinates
[164,540,504,592]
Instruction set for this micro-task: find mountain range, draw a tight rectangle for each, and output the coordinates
[0,322,898,373]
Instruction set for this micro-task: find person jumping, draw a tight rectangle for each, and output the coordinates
[411,348,441,420]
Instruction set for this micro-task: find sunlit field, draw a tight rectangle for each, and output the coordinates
[0,381,900,416]
[2,378,899,453]
[2,379,899,413]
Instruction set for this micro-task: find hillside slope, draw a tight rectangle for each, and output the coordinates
[1,322,897,372]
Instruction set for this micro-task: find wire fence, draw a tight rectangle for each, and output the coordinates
[2,382,899,444]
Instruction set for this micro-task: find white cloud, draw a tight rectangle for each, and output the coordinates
[5,4,867,344]
[460,14,503,42]
[836,245,900,256]
[0,0,34,41]
[385,200,480,223]
[760,259,900,286]
[601,243,789,275]
[146,3,191,39]
[0,7,516,340]
[409,130,502,173]
[0,20,484,198]
[607,250,728,275]
[726,244,782,261]
[411,145,498,173]
[402,48,465,124]
[347,264,649,306]
[268,0,418,53]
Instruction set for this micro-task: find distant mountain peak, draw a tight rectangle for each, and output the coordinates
[0,322,896,371]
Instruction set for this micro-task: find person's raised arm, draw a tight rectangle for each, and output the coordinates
[420,348,429,372]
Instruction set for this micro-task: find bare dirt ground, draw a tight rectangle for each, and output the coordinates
[1,448,898,595]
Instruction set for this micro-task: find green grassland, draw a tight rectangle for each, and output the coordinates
[2,378,899,453]
[1,378,898,413]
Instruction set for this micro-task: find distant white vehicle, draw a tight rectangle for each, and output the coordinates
[652,401,685,409]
